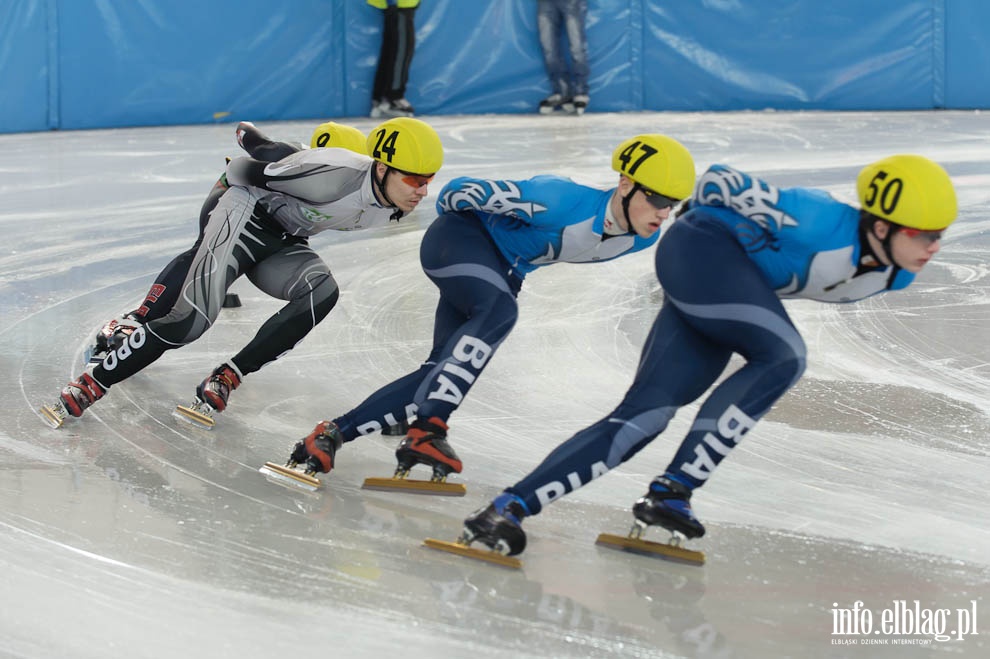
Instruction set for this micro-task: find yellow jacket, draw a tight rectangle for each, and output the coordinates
[367,0,420,8]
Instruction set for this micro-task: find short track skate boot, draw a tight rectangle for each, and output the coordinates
[461,492,529,556]
[632,476,706,539]
[288,420,344,474]
[40,372,107,428]
[174,363,241,429]
[61,373,106,417]
[195,363,241,413]
[394,417,463,481]
[538,93,564,114]
[87,313,142,364]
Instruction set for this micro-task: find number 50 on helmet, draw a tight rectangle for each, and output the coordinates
[367,117,444,176]
[856,154,957,231]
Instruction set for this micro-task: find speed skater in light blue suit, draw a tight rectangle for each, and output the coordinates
[459,154,959,557]
[288,135,697,482]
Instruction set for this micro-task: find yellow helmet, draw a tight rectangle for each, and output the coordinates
[856,154,957,230]
[310,122,367,155]
[612,134,695,200]
[366,117,443,175]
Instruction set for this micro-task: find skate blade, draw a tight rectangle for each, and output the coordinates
[39,404,66,429]
[172,404,216,430]
[595,532,705,566]
[423,538,521,569]
[362,476,466,497]
[258,462,321,492]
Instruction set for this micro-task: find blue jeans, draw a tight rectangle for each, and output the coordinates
[537,0,589,98]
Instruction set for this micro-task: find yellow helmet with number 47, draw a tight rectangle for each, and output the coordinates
[612,134,695,202]
[856,154,957,231]
[309,122,367,154]
[367,117,444,175]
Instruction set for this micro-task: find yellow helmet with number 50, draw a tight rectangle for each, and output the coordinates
[612,134,695,200]
[310,122,367,154]
[856,154,957,231]
[367,117,443,175]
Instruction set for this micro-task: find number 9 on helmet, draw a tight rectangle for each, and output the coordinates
[612,134,695,201]
[367,117,444,176]
[310,122,367,155]
[856,154,957,231]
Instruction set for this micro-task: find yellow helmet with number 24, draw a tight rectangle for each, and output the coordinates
[611,134,695,201]
[856,154,957,231]
[366,117,444,175]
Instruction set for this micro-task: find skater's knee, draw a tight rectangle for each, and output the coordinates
[291,271,339,321]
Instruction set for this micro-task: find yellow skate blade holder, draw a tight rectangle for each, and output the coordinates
[595,530,706,566]
[39,403,67,429]
[423,538,521,569]
[362,468,466,497]
[173,404,216,429]
[258,462,322,492]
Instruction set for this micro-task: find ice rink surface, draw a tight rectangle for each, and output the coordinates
[1,111,989,658]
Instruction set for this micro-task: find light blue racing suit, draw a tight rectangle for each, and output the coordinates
[507,164,915,514]
[333,174,657,440]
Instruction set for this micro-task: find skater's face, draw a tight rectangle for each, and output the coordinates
[873,220,943,273]
[378,163,433,212]
[615,176,675,238]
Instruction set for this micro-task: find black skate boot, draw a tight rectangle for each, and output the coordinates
[461,492,529,556]
[87,313,142,364]
[632,476,706,539]
[394,417,462,481]
[287,420,344,474]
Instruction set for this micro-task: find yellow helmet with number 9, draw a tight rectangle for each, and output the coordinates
[309,122,367,154]
[612,134,695,200]
[856,154,957,231]
[367,117,443,175]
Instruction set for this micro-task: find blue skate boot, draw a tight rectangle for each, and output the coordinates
[632,475,706,539]
[461,492,529,556]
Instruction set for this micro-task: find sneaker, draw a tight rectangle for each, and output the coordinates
[289,420,343,474]
[195,363,241,412]
[60,373,106,418]
[395,417,463,478]
[538,93,564,114]
[632,476,706,539]
[88,313,142,364]
[462,492,529,556]
[572,94,589,115]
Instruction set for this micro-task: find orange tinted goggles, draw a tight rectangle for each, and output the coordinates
[395,168,435,188]
[899,227,944,245]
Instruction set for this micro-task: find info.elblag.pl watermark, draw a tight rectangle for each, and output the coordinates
[831,600,979,646]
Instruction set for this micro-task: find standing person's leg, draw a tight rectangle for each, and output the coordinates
[389,7,416,106]
[563,0,590,112]
[372,7,397,107]
[537,0,568,112]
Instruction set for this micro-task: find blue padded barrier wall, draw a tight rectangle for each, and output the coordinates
[0,0,987,134]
